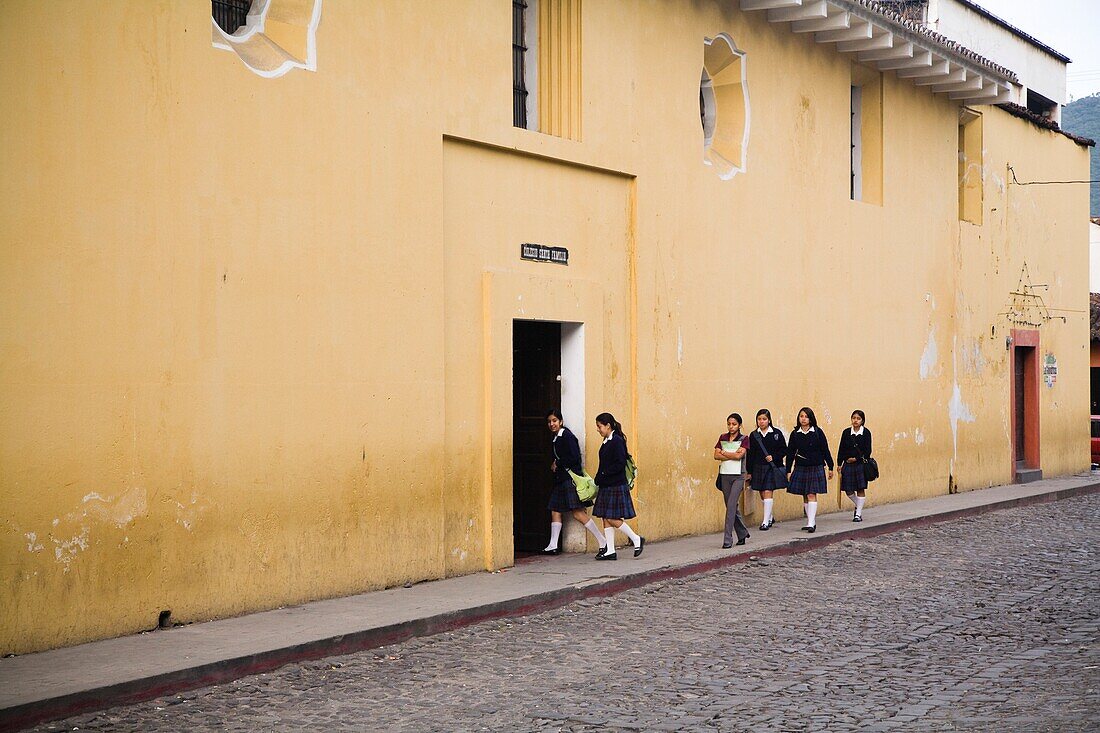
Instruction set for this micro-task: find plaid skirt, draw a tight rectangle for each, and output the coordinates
[787,465,828,496]
[593,483,636,520]
[750,463,786,492]
[548,480,589,512]
[840,463,868,492]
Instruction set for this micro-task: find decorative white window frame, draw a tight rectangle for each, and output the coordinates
[701,33,751,180]
[212,0,323,79]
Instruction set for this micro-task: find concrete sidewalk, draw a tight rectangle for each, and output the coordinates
[3,474,1098,732]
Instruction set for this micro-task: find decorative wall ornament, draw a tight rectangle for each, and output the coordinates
[998,262,1066,328]
[701,34,750,180]
[212,0,322,78]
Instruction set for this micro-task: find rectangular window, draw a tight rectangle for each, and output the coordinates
[512,0,530,128]
[850,65,883,205]
[850,85,862,201]
[958,108,983,224]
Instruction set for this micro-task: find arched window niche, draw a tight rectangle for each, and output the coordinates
[701,34,750,180]
[211,0,323,78]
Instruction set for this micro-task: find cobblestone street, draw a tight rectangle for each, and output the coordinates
[37,495,1100,732]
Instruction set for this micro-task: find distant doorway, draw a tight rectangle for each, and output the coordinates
[1011,330,1041,482]
[512,321,562,554]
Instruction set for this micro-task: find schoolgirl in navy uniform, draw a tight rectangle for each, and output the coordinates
[785,407,834,533]
[592,412,645,561]
[542,409,610,555]
[745,409,787,531]
[836,409,872,522]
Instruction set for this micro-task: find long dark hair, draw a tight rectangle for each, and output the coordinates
[851,409,866,425]
[727,413,743,436]
[596,412,628,453]
[755,408,772,430]
[796,406,818,429]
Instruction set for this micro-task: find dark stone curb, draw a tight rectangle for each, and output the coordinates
[4,480,1098,732]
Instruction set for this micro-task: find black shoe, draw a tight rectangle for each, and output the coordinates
[759,522,770,531]
[596,546,608,557]
[805,525,816,533]
[596,551,617,560]
[801,525,814,533]
[767,518,775,529]
[735,538,747,546]
[853,515,863,523]
[540,548,561,555]
[722,542,733,549]
[634,537,645,557]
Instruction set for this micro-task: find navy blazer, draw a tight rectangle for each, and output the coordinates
[787,428,835,470]
[552,427,583,486]
[837,427,873,464]
[595,432,628,487]
[746,428,787,474]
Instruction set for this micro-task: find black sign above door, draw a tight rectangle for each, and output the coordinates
[520,243,568,265]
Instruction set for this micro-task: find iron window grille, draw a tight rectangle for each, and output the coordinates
[513,0,529,128]
[213,0,252,35]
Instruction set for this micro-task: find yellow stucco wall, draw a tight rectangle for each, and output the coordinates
[0,1,1090,654]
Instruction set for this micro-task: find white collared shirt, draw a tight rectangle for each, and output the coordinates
[553,428,565,441]
[759,427,773,437]
[851,426,864,436]
[602,430,615,444]
[798,426,816,434]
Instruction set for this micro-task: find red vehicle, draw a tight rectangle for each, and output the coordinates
[1092,416,1100,466]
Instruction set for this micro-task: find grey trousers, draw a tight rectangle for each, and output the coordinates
[719,474,749,544]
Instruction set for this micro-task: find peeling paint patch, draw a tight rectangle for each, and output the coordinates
[25,532,44,552]
[919,329,938,380]
[914,428,925,445]
[81,487,147,528]
[52,527,91,572]
[676,328,683,366]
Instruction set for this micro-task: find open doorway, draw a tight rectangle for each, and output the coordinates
[512,321,561,554]
[1011,330,1041,482]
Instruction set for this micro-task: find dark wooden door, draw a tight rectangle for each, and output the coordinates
[512,321,561,554]
[1014,346,1026,468]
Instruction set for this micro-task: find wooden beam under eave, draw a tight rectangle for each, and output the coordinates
[883,52,935,72]
[858,41,913,63]
[815,20,872,43]
[791,11,849,33]
[950,81,1008,101]
[932,74,983,94]
[836,30,893,53]
[740,0,801,11]
[768,0,827,22]
[912,65,964,85]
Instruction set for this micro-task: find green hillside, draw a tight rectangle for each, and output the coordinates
[1061,93,1100,216]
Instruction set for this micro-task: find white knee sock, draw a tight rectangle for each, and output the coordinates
[846,491,858,506]
[603,527,617,554]
[617,522,642,548]
[806,501,818,527]
[584,519,607,547]
[545,522,562,551]
[762,498,774,524]
[855,496,866,516]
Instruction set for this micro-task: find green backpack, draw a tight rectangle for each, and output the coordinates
[625,454,638,490]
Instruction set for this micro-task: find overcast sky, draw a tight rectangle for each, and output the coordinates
[972,0,1100,100]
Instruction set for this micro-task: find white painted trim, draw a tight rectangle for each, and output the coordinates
[560,323,586,458]
[211,0,323,79]
[702,33,751,181]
